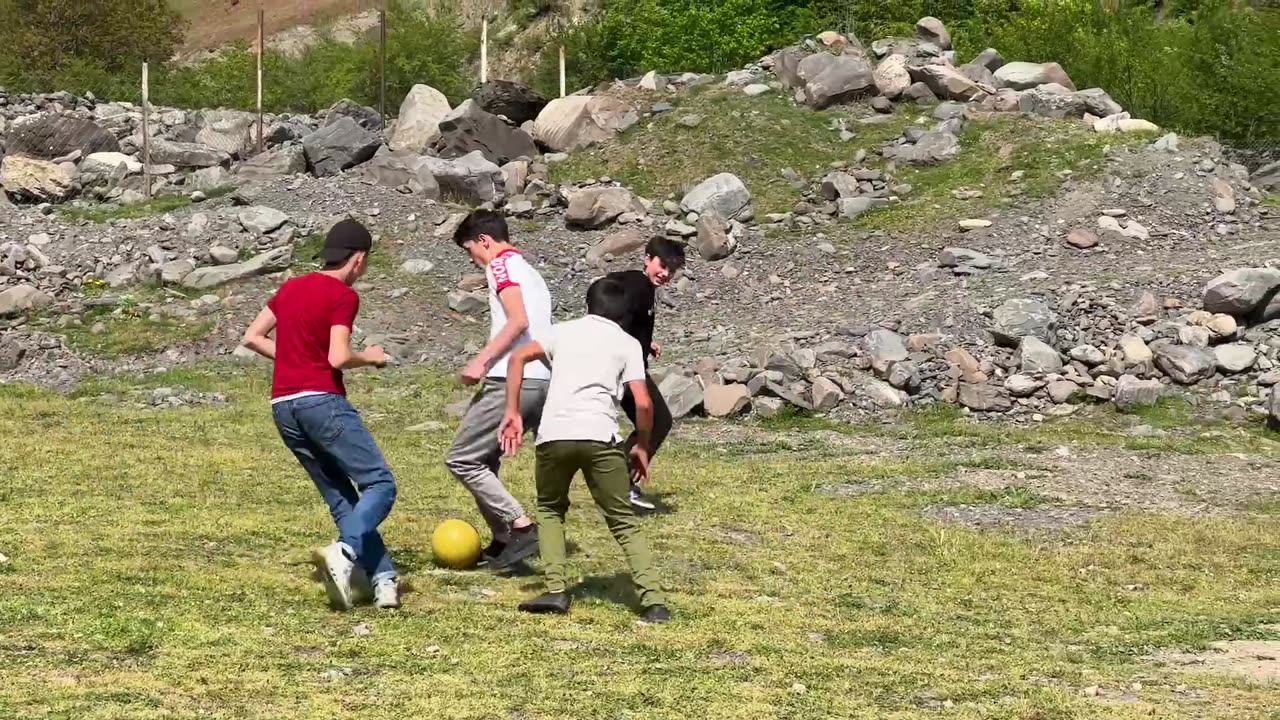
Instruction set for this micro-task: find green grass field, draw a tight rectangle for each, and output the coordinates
[1,366,1278,719]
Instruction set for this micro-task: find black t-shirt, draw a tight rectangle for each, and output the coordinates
[607,269,656,365]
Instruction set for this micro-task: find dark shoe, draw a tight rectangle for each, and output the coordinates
[629,484,657,511]
[479,539,507,565]
[489,525,539,569]
[518,591,570,615]
[639,604,671,623]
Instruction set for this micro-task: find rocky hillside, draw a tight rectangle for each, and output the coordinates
[1,15,1279,431]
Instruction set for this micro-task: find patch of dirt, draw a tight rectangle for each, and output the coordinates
[1156,636,1280,685]
[176,0,375,53]
[922,504,1102,532]
[955,448,1280,513]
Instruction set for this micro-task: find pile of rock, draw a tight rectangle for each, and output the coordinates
[649,269,1280,426]
[753,17,1155,133]
[0,80,642,211]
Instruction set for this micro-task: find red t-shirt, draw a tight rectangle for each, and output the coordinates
[266,272,359,399]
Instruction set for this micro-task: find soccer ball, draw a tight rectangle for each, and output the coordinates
[431,519,482,569]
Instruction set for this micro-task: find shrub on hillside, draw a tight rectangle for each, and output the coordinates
[968,0,1279,145]
[0,0,185,92]
[535,0,1277,146]
[160,1,476,115]
[0,0,475,118]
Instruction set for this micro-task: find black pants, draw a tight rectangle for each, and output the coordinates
[620,374,673,463]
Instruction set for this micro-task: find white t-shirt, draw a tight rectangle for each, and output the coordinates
[486,248,552,381]
[536,315,647,445]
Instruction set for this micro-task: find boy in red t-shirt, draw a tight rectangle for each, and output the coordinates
[241,218,399,611]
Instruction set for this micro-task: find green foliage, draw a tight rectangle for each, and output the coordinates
[0,0,185,98]
[963,0,1280,146]
[534,0,828,90]
[535,0,1277,146]
[531,19,618,96]
[0,0,475,117]
[156,1,476,114]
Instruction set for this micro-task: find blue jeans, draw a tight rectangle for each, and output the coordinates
[272,393,397,583]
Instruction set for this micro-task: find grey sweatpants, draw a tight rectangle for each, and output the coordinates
[445,377,549,541]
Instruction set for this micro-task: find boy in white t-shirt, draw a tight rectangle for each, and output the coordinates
[498,277,670,622]
[445,210,553,570]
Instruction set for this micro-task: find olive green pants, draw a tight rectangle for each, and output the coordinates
[534,440,665,607]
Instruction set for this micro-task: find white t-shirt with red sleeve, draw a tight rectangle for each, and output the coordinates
[486,248,553,381]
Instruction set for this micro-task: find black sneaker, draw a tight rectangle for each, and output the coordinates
[479,539,507,565]
[639,604,671,623]
[518,591,570,615]
[489,525,539,569]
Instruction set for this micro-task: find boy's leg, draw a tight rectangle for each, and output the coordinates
[314,452,394,582]
[581,442,666,609]
[645,375,674,456]
[622,374,672,508]
[272,398,364,609]
[532,441,579,595]
[296,396,398,582]
[445,379,529,541]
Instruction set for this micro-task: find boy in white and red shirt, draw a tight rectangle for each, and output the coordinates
[445,210,554,570]
[241,218,399,611]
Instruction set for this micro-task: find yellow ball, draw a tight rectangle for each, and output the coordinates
[431,519,482,569]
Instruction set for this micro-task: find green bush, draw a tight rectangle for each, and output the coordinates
[533,0,1277,145]
[0,0,475,118]
[0,0,186,90]
[964,0,1280,145]
[156,1,476,116]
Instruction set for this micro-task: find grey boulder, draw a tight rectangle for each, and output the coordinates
[681,173,752,221]
[302,118,381,177]
[1153,345,1217,384]
[418,151,505,205]
[182,246,292,290]
[237,145,307,180]
[1202,268,1280,317]
[434,100,538,166]
[990,298,1056,347]
[7,114,120,160]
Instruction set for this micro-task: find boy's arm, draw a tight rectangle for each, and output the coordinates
[463,286,529,384]
[241,306,278,360]
[498,340,548,455]
[328,326,386,370]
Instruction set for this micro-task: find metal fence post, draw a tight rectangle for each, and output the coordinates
[142,61,151,200]
[480,17,488,85]
[379,4,387,124]
[256,7,264,154]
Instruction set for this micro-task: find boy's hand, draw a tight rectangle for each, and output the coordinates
[460,356,488,385]
[650,342,662,358]
[498,411,524,456]
[364,345,388,368]
[629,446,650,484]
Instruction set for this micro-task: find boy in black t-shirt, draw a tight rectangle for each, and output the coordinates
[604,236,686,511]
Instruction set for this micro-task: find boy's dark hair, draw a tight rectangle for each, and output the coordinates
[586,276,632,325]
[646,235,687,271]
[452,209,510,247]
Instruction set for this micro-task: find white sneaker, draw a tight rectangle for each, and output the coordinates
[373,578,401,609]
[312,542,355,611]
[351,564,374,605]
[629,485,656,511]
